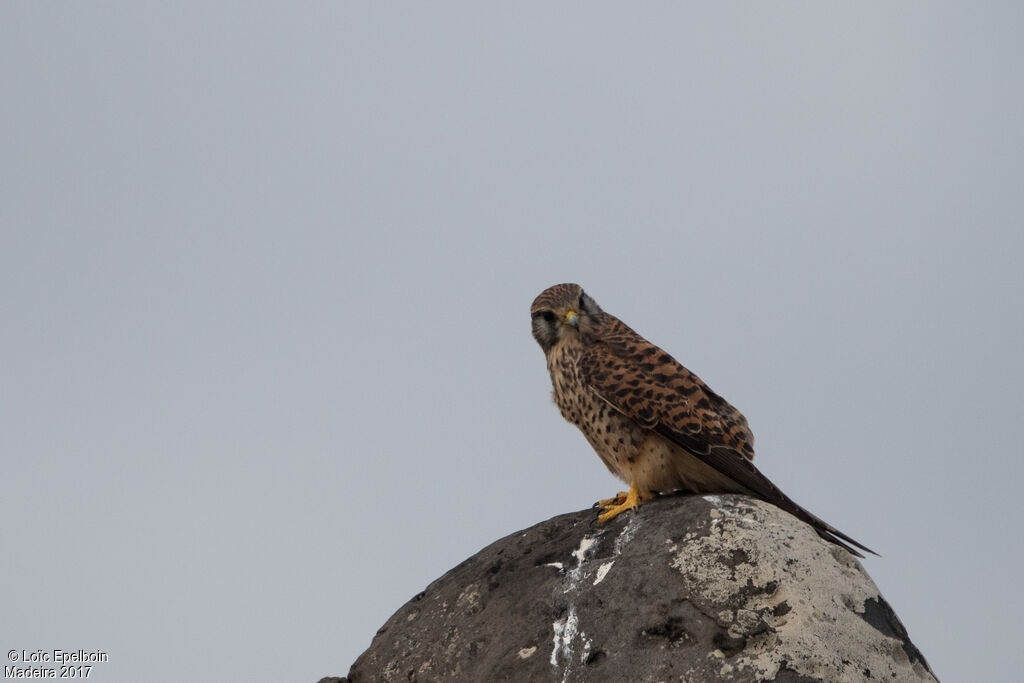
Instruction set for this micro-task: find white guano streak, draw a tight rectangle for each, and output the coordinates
[549,514,642,678]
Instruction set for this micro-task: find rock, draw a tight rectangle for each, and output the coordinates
[338,494,936,682]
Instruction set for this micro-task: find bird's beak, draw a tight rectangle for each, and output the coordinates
[564,310,579,327]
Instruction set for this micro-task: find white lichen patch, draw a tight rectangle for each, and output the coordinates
[518,646,537,659]
[670,496,935,682]
[455,584,481,614]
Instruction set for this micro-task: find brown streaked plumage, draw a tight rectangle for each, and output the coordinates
[531,283,875,558]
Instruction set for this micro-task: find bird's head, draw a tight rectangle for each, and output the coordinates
[530,283,604,354]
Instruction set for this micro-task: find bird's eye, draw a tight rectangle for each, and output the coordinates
[531,310,556,322]
[578,294,587,311]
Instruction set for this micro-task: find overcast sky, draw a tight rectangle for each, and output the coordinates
[2,4,1022,682]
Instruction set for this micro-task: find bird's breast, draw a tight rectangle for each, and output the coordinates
[546,343,644,480]
[546,343,587,423]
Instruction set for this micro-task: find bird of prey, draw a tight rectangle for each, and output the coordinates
[531,283,875,557]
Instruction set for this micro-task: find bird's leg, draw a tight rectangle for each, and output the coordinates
[597,482,644,524]
[597,491,628,508]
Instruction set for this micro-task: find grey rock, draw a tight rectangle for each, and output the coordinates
[339,494,936,682]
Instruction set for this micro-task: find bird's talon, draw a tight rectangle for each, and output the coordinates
[597,491,628,508]
[597,484,642,523]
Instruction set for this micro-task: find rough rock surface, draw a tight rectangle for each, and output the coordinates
[337,494,936,682]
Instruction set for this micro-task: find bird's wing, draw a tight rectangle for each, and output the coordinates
[579,331,755,460]
[579,333,876,558]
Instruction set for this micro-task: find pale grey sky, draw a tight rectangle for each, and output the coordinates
[2,4,1022,682]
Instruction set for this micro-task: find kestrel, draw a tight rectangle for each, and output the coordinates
[531,283,875,557]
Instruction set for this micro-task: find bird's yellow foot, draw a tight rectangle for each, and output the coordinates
[597,491,628,508]
[597,484,643,524]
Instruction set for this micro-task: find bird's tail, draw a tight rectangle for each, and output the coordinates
[698,444,878,558]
